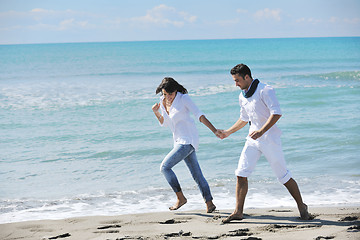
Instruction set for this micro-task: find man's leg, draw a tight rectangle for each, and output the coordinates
[223,141,261,223]
[234,176,248,217]
[222,176,248,223]
[284,178,311,220]
[261,139,312,220]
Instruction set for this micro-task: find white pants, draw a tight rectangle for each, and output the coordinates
[235,138,292,184]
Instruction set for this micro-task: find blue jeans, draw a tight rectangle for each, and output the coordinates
[160,144,213,202]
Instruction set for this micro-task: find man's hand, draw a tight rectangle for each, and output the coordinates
[248,114,281,140]
[249,130,264,140]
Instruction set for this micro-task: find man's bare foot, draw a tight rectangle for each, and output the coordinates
[299,204,312,220]
[222,213,243,224]
[207,204,216,213]
[169,198,187,211]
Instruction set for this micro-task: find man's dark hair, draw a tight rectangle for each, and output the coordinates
[230,64,252,78]
[156,77,188,95]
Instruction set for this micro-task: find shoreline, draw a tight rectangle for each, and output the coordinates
[1,206,359,240]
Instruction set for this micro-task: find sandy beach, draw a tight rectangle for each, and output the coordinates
[1,206,359,240]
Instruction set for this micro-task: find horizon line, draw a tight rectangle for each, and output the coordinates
[1,35,359,46]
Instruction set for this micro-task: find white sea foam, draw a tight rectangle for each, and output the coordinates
[1,183,359,224]
[1,174,360,224]
[0,80,155,110]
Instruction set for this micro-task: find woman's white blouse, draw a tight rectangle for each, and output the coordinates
[159,92,204,151]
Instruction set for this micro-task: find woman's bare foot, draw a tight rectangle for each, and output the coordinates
[222,213,243,224]
[206,203,216,213]
[169,198,187,211]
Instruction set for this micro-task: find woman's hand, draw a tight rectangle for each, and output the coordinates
[152,103,160,112]
[152,103,164,124]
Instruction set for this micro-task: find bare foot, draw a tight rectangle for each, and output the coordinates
[299,204,312,220]
[222,213,243,224]
[207,204,216,213]
[169,198,187,211]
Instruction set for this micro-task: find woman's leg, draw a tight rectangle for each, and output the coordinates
[170,191,187,211]
[184,148,216,212]
[160,144,193,210]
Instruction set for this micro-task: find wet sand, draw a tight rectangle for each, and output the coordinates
[0,206,359,240]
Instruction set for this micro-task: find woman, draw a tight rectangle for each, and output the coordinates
[152,77,217,213]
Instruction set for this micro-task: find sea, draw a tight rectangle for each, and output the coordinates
[0,37,359,224]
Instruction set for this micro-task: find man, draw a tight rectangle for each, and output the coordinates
[218,64,311,223]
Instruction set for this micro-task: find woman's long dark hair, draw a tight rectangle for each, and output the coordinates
[155,77,188,95]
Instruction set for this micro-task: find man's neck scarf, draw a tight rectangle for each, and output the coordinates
[243,79,259,98]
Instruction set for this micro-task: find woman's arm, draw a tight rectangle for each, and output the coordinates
[152,103,164,125]
[199,115,217,134]
[183,94,219,135]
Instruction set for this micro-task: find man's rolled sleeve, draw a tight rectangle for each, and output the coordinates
[262,86,282,115]
[239,96,250,122]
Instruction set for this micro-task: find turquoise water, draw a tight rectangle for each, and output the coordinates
[0,37,359,223]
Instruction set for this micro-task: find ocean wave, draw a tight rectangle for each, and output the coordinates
[1,70,358,110]
[190,84,238,97]
[0,80,236,110]
[0,84,154,110]
[315,71,360,81]
[1,177,359,224]
[282,70,360,81]
[45,68,360,82]
[0,67,228,82]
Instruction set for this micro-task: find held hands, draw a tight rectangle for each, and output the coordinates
[215,129,230,139]
[215,129,264,140]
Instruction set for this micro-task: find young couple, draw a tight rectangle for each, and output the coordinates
[152,64,311,223]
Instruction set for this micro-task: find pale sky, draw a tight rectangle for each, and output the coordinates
[1,0,360,44]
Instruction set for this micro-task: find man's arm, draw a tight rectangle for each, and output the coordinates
[249,114,281,140]
[218,117,248,139]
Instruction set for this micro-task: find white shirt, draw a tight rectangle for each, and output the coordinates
[239,82,282,142]
[160,92,204,151]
